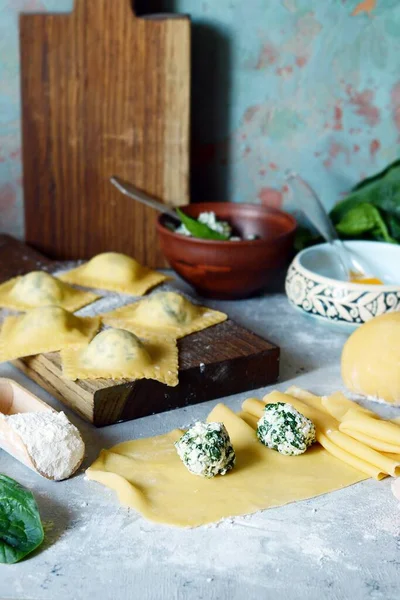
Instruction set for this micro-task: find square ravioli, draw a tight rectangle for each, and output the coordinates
[0,271,99,312]
[61,328,179,385]
[0,306,100,362]
[101,291,227,339]
[58,252,170,295]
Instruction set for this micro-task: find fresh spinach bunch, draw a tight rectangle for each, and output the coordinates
[0,474,44,564]
[295,159,400,250]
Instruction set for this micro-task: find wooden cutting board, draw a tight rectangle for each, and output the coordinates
[0,236,280,427]
[20,0,190,268]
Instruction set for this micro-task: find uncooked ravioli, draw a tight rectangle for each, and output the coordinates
[59,252,170,295]
[61,328,178,385]
[0,306,100,362]
[101,290,227,339]
[0,271,98,311]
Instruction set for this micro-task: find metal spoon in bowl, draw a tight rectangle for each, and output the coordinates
[284,170,380,283]
[110,176,181,225]
[110,176,233,240]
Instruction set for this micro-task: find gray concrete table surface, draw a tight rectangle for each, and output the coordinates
[0,284,399,600]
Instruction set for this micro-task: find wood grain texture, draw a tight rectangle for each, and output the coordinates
[0,234,53,277]
[0,235,280,427]
[20,0,190,268]
[14,320,280,427]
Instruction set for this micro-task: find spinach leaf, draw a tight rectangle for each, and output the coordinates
[176,209,230,241]
[336,203,396,243]
[0,474,44,564]
[352,159,400,192]
[331,160,400,224]
[297,159,400,250]
[388,213,400,239]
[294,226,322,251]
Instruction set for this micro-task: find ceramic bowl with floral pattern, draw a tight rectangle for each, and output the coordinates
[285,241,400,329]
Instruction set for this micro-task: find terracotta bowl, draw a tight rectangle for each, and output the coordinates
[157,203,297,299]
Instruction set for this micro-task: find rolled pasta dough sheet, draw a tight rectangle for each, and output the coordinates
[86,403,366,528]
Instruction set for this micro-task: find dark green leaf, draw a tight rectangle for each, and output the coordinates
[336,203,381,235]
[351,159,400,192]
[294,226,322,251]
[331,159,400,224]
[387,213,400,241]
[176,209,230,241]
[0,474,44,564]
[336,203,395,243]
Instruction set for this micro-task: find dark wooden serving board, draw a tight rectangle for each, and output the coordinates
[0,236,280,427]
[20,0,190,268]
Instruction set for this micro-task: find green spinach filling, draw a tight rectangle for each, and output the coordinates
[175,422,236,478]
[257,402,316,456]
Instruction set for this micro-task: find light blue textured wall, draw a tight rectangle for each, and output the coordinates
[1,0,399,238]
[185,0,400,207]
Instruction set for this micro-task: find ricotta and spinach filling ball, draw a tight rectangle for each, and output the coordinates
[175,421,236,478]
[257,402,316,456]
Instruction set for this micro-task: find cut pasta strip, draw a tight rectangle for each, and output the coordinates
[287,387,400,455]
[242,391,395,480]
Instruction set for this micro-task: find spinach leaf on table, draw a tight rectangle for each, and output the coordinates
[176,209,230,241]
[0,474,44,564]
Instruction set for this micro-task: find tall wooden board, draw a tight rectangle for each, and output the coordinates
[20,0,190,267]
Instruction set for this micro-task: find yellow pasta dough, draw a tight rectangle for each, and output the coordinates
[86,403,366,528]
[245,391,399,480]
[288,387,400,455]
[61,328,178,385]
[102,291,227,339]
[0,271,98,312]
[59,252,170,295]
[0,306,100,362]
[341,312,400,405]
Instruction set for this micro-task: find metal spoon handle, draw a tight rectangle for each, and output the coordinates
[285,170,356,279]
[110,176,181,221]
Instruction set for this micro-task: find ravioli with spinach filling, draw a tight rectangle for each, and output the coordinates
[257,402,316,456]
[175,421,236,478]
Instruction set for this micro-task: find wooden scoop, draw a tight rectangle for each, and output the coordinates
[0,378,83,480]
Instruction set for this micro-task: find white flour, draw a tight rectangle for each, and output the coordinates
[4,411,85,481]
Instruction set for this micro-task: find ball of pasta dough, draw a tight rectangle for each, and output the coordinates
[342,312,400,405]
